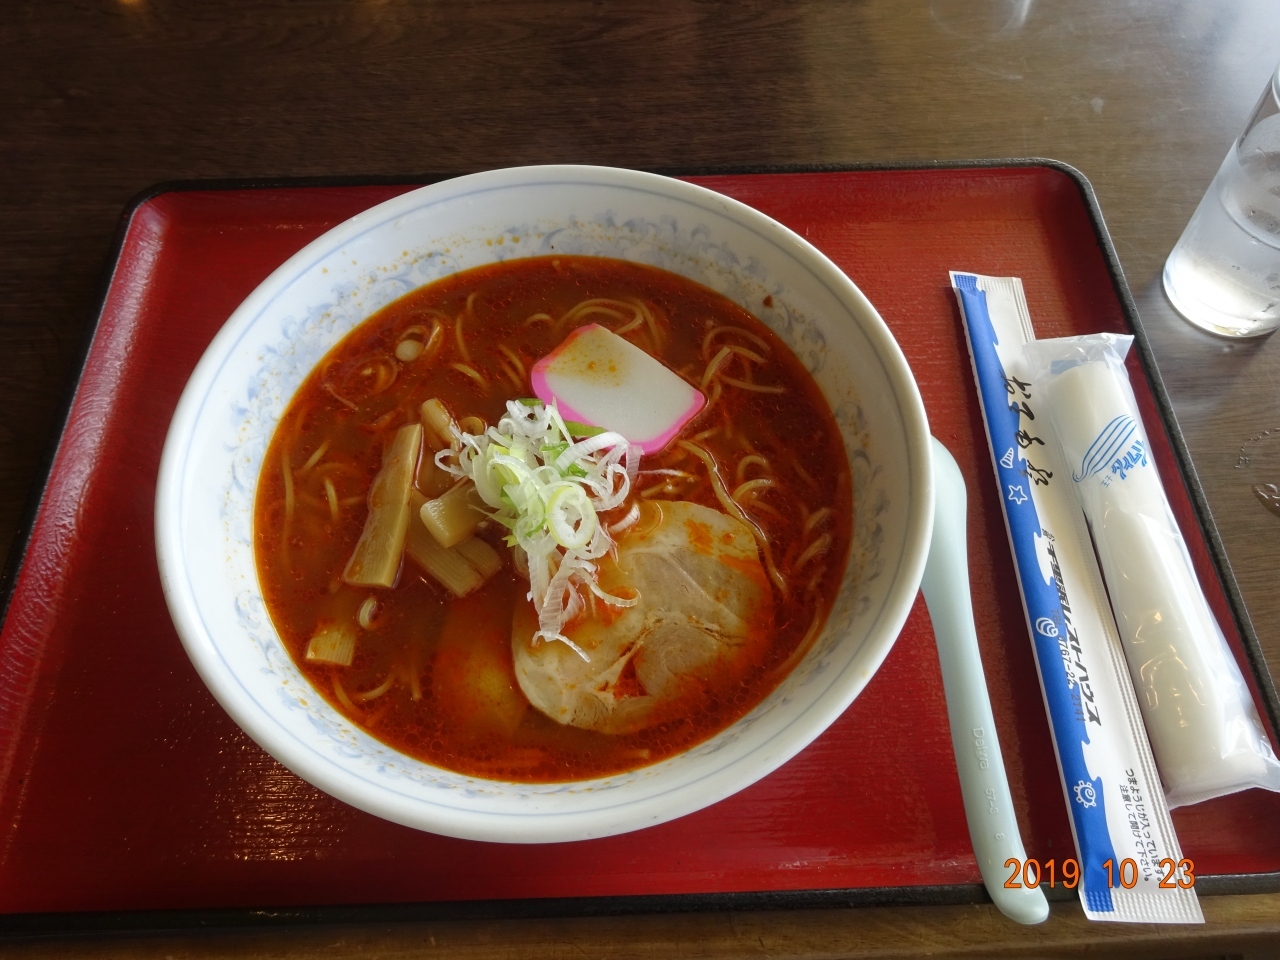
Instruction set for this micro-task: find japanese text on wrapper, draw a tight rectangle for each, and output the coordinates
[1043,534,1100,727]
[1119,768,1158,880]
[1005,377,1054,486]
[1101,439,1148,485]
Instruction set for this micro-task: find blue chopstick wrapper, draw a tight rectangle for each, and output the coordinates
[950,272,1201,924]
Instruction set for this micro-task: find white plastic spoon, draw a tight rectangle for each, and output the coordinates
[921,437,1049,925]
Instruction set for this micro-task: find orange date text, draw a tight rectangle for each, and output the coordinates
[1002,858,1196,889]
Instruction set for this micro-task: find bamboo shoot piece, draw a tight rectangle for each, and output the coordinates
[416,451,455,498]
[406,490,502,597]
[343,423,423,587]
[455,536,502,579]
[420,479,484,548]
[306,622,356,666]
[406,510,484,598]
[420,398,460,450]
[416,399,458,498]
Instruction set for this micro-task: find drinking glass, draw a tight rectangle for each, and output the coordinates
[1163,61,1280,338]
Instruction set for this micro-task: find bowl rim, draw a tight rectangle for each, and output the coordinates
[154,164,934,842]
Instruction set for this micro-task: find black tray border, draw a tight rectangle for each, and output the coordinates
[1,160,1277,938]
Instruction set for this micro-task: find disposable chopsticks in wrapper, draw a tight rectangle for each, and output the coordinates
[951,273,1203,923]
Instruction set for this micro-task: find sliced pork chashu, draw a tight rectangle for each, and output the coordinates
[512,500,774,734]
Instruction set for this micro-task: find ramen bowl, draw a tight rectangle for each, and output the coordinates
[155,165,932,843]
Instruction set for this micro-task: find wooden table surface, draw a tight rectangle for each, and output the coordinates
[5,1,1280,956]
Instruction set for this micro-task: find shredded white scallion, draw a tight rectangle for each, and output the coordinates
[439,400,639,657]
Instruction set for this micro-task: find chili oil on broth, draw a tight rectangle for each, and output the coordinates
[254,255,852,782]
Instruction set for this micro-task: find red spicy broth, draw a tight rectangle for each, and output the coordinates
[254,255,852,782]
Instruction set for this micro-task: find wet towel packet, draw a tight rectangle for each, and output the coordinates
[951,272,1202,923]
[1023,333,1280,807]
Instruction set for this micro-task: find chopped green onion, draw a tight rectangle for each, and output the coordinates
[441,399,639,651]
[564,420,607,438]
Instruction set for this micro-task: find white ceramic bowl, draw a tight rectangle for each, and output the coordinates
[155,165,933,843]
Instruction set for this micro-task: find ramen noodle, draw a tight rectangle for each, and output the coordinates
[255,255,851,782]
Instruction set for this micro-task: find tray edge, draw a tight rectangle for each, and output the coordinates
[1,161,1276,929]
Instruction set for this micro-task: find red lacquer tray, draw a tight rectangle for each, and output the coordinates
[3,165,1279,932]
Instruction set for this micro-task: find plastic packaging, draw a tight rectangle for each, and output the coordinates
[951,272,1201,923]
[1023,333,1280,807]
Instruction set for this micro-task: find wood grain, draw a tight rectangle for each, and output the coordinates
[4,0,1280,955]
[4,895,1280,959]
